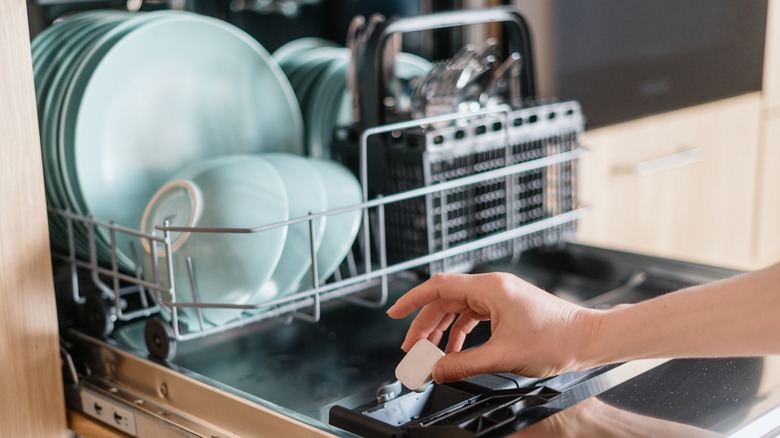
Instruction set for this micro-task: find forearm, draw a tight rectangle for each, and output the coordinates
[581,262,780,369]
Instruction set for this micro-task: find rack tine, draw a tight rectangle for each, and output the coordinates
[162,220,180,338]
[128,240,151,309]
[150,232,160,289]
[186,257,206,332]
[342,281,388,309]
[292,292,320,323]
[377,201,388,303]
[345,199,389,308]
[65,210,83,304]
[308,212,320,290]
[109,222,122,316]
[346,249,358,278]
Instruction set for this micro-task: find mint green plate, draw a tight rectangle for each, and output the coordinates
[38,13,133,255]
[253,153,327,303]
[298,159,362,288]
[59,12,303,271]
[273,37,339,73]
[43,13,160,265]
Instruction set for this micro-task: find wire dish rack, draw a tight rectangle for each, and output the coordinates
[50,8,587,361]
[50,102,586,361]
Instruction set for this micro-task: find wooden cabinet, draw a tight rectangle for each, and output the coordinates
[755,0,780,268]
[756,114,780,267]
[763,0,780,113]
[576,0,780,271]
[0,0,68,436]
[517,0,778,270]
[576,93,762,270]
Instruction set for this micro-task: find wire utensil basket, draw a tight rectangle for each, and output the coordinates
[373,101,582,274]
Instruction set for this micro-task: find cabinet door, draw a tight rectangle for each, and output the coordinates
[755,116,780,267]
[0,0,67,435]
[764,0,780,111]
[576,93,761,269]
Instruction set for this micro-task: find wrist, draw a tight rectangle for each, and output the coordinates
[572,306,619,371]
[577,302,654,370]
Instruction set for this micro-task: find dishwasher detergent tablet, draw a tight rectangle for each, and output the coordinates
[395,339,445,392]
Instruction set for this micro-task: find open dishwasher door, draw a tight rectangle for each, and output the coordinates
[61,244,780,437]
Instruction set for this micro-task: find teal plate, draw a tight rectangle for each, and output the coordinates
[59,12,303,270]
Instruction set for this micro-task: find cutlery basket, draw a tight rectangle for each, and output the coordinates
[334,101,583,274]
[388,102,581,274]
[333,8,585,274]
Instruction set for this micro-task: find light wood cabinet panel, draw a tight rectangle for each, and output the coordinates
[764,0,780,112]
[576,93,762,269]
[755,116,780,267]
[0,0,68,436]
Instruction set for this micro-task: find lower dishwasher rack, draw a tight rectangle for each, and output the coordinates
[52,101,587,361]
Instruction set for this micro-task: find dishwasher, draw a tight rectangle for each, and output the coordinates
[32,3,780,437]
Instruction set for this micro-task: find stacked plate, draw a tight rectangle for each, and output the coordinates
[273,38,432,158]
[32,11,304,272]
[140,153,363,327]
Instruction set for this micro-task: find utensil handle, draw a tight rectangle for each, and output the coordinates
[357,6,537,129]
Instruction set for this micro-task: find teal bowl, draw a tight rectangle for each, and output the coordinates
[140,155,289,328]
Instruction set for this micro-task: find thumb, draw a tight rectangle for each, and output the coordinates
[432,344,501,383]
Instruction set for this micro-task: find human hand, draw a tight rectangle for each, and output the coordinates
[386,272,600,382]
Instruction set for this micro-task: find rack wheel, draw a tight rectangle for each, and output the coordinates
[144,316,177,361]
[81,294,115,338]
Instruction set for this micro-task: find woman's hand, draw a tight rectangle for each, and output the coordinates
[386,272,601,381]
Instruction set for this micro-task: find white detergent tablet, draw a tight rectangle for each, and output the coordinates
[395,339,445,392]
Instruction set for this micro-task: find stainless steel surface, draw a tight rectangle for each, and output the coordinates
[64,331,349,437]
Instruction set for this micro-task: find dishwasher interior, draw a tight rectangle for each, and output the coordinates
[31,2,780,437]
[60,243,772,437]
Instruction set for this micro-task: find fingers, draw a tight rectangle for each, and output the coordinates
[392,272,504,352]
[432,342,503,383]
[445,312,483,353]
[400,303,460,351]
[386,273,494,319]
[425,313,457,348]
